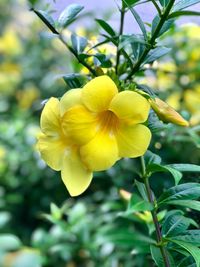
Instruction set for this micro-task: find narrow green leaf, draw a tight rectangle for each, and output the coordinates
[71,34,87,54]
[135,180,148,201]
[122,0,140,8]
[144,150,161,166]
[169,10,200,18]
[151,15,174,37]
[58,4,84,27]
[127,194,153,213]
[168,239,200,267]
[147,163,182,185]
[150,245,175,267]
[166,200,200,211]
[178,256,196,267]
[122,0,147,40]
[159,0,170,7]
[148,110,168,133]
[170,230,200,246]
[173,0,200,11]
[162,211,190,237]
[62,73,85,89]
[158,183,200,205]
[93,53,112,68]
[144,46,171,64]
[32,9,58,34]
[167,164,200,173]
[95,19,116,37]
[119,34,147,49]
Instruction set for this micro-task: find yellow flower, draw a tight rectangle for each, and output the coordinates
[37,96,93,197]
[62,76,151,171]
[16,86,40,110]
[149,97,189,127]
[0,28,22,56]
[37,76,151,196]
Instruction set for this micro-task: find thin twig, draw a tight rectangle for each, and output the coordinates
[115,8,126,74]
[140,156,171,267]
[151,0,162,16]
[126,0,176,80]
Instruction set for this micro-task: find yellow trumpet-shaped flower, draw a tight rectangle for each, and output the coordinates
[37,75,151,196]
[37,95,92,197]
[62,75,151,172]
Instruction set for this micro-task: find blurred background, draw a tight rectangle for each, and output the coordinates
[0,0,199,266]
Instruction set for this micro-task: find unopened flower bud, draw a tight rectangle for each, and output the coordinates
[149,97,189,127]
[119,189,131,201]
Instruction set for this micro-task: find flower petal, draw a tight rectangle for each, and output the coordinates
[109,91,150,124]
[37,133,66,171]
[61,148,93,196]
[80,132,119,171]
[82,75,118,112]
[40,97,61,135]
[116,124,151,158]
[62,105,98,145]
[60,89,82,116]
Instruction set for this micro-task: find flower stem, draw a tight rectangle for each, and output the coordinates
[115,7,125,74]
[59,34,97,77]
[126,0,176,80]
[140,156,171,267]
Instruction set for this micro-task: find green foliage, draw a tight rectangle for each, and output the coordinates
[58,4,84,28]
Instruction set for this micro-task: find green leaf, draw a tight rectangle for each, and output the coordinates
[148,110,168,133]
[95,19,116,37]
[162,210,190,237]
[122,0,140,8]
[166,200,200,211]
[119,34,147,49]
[122,0,147,40]
[127,194,153,213]
[144,151,162,166]
[167,164,200,173]
[144,46,171,64]
[170,230,200,246]
[151,15,174,37]
[98,227,156,247]
[150,245,175,267]
[158,183,200,205]
[62,73,86,89]
[173,0,200,11]
[93,53,112,68]
[0,234,22,250]
[32,9,58,34]
[169,10,200,18]
[159,0,170,7]
[58,4,84,27]
[71,34,87,54]
[178,256,196,267]
[135,180,148,201]
[50,203,62,220]
[147,163,183,185]
[168,239,200,267]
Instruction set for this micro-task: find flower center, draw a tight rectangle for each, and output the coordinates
[97,110,119,135]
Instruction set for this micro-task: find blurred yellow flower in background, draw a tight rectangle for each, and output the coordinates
[37,76,151,196]
[0,28,22,56]
[0,63,21,95]
[16,86,40,110]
